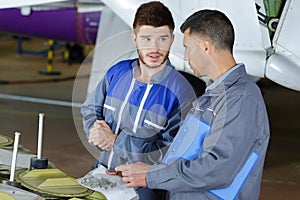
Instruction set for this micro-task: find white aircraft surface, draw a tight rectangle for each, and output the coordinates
[90,0,300,93]
[1,0,300,92]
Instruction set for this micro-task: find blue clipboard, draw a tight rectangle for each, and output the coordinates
[163,114,210,164]
[209,151,259,200]
[162,114,259,200]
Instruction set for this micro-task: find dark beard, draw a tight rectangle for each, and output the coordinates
[138,50,169,69]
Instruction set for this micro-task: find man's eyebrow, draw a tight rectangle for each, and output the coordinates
[139,34,170,38]
[139,35,151,38]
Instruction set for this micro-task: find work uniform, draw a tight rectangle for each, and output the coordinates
[146,64,270,200]
[81,58,195,199]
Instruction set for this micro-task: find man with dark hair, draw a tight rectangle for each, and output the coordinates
[81,1,195,199]
[133,1,175,32]
[116,9,270,200]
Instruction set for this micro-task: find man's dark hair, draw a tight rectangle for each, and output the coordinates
[133,1,175,32]
[180,9,235,52]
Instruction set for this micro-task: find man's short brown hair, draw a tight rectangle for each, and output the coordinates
[133,1,175,32]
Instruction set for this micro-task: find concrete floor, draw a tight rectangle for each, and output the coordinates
[0,35,96,178]
[0,34,300,199]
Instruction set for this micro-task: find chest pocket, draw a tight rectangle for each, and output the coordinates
[191,94,222,125]
[142,108,167,137]
[104,103,116,112]
[103,103,117,125]
[190,106,216,125]
[144,119,165,131]
[128,114,167,139]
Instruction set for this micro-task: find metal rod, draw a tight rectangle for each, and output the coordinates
[10,132,21,182]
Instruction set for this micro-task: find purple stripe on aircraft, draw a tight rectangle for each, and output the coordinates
[77,11,101,44]
[0,8,101,44]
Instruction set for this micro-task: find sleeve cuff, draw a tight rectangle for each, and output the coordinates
[146,164,165,189]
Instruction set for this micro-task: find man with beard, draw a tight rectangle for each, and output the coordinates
[80,1,196,199]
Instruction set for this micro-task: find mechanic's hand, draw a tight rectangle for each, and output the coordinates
[115,162,148,188]
[88,120,116,151]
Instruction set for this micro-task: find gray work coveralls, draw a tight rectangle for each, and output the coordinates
[146,64,270,200]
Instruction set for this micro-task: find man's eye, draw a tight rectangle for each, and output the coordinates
[142,37,151,41]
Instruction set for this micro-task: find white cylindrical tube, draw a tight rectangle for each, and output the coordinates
[37,113,45,159]
[10,132,21,182]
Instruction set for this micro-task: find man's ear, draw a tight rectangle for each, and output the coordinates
[171,33,175,44]
[201,39,212,53]
[131,33,137,45]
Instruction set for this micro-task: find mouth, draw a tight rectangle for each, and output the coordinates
[147,53,161,62]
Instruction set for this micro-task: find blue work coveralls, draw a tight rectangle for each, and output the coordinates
[81,58,196,199]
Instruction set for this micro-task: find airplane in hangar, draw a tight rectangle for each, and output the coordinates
[0,1,101,45]
[0,0,299,94]
[0,0,103,68]
[0,0,300,199]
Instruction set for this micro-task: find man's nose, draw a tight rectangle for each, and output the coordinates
[149,40,159,50]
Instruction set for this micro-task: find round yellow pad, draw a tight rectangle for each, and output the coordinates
[0,134,13,147]
[0,192,14,200]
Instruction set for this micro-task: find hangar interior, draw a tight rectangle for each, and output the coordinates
[0,33,299,200]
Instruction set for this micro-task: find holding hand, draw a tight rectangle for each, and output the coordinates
[115,162,149,188]
[88,120,117,151]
